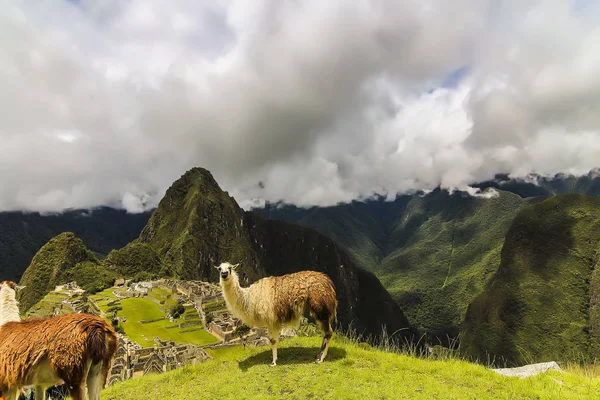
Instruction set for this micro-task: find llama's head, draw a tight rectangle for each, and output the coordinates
[214,262,239,282]
[0,281,16,291]
[0,281,24,294]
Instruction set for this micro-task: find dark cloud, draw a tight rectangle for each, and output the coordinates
[0,1,599,212]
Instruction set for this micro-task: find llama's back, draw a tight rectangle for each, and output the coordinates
[249,271,337,326]
[0,313,117,387]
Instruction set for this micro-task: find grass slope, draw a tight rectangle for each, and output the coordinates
[103,336,600,399]
[27,290,73,318]
[462,194,600,365]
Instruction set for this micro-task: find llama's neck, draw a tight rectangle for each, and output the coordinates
[0,287,21,325]
[221,273,250,318]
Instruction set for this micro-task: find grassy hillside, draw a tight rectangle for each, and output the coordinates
[18,232,116,311]
[104,242,163,278]
[379,189,528,338]
[26,289,91,318]
[0,207,150,282]
[462,194,600,365]
[103,335,600,399]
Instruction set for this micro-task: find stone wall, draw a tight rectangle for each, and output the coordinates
[107,336,212,386]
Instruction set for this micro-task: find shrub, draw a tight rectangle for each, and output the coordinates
[114,324,125,334]
[170,299,185,319]
[232,323,251,338]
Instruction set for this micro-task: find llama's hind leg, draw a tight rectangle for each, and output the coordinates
[316,318,333,363]
[268,328,280,367]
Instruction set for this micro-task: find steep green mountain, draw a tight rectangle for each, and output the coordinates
[130,169,264,282]
[379,190,531,338]
[0,207,150,282]
[18,232,116,311]
[107,168,413,340]
[475,170,600,199]
[461,194,600,365]
[259,189,530,339]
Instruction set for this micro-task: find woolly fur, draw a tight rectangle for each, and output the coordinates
[216,262,337,365]
[0,281,21,326]
[0,313,118,400]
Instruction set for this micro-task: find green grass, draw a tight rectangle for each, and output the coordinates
[102,336,600,399]
[89,288,121,312]
[26,290,74,317]
[202,299,227,313]
[89,287,219,348]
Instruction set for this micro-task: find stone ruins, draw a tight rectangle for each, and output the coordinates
[107,336,212,386]
[29,277,289,387]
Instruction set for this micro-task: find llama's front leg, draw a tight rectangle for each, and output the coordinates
[68,384,86,400]
[268,328,280,367]
[87,362,104,400]
[35,385,47,400]
[4,387,19,400]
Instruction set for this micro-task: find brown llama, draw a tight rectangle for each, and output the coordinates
[0,311,118,400]
[215,262,338,366]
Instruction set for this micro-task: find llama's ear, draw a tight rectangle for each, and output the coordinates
[232,263,240,270]
[214,265,220,270]
[15,285,26,291]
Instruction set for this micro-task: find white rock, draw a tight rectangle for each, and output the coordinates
[492,361,562,378]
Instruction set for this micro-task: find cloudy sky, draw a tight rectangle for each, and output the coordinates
[1,0,600,212]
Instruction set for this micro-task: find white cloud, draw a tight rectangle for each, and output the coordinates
[0,0,599,212]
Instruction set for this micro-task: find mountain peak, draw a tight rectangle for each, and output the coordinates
[179,167,217,185]
[18,232,114,311]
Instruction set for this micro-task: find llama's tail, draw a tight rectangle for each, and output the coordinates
[85,318,118,365]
